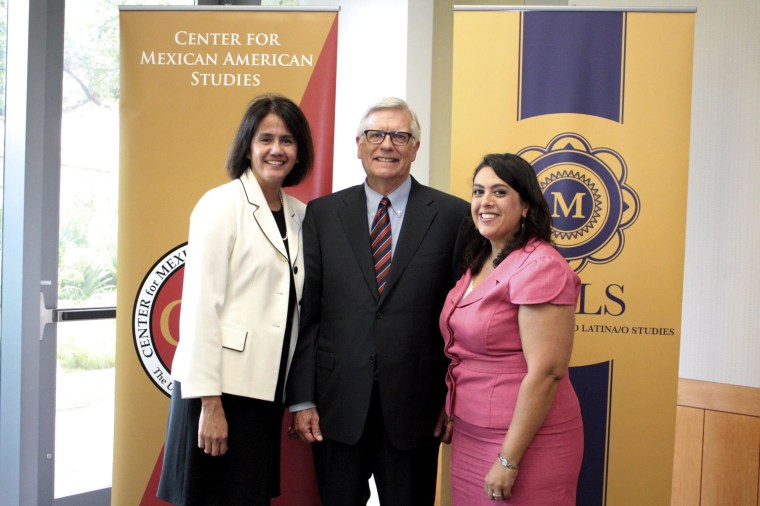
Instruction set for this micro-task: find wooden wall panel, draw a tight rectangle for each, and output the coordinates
[671,406,704,506]
[678,378,760,417]
[701,410,760,505]
[672,379,760,506]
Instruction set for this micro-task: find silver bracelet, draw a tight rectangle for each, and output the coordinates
[498,453,518,469]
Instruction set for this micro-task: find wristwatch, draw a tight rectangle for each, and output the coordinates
[498,453,518,470]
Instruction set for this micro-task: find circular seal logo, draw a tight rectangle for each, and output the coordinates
[518,133,640,272]
[132,243,186,396]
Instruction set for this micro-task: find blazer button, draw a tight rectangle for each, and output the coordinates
[376,311,384,319]
[294,266,298,274]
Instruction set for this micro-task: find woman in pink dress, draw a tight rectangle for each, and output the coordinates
[439,153,583,504]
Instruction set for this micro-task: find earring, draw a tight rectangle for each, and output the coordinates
[521,215,526,229]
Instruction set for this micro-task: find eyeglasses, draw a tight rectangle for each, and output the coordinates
[363,130,414,146]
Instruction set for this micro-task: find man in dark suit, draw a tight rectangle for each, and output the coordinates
[286,97,469,505]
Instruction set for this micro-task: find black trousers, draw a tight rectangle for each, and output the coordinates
[312,383,441,506]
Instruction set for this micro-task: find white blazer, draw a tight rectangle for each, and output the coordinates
[171,168,306,402]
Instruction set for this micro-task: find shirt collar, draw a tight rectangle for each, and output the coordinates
[364,176,411,219]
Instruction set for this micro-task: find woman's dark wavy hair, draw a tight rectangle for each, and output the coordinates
[462,153,554,275]
[226,94,314,186]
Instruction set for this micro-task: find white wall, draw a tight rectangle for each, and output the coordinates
[678,0,760,388]
[576,0,760,388]
[301,0,434,190]
[303,0,760,388]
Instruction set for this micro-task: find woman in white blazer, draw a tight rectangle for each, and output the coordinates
[157,94,314,506]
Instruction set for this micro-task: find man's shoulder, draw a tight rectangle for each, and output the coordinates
[307,185,362,209]
[411,181,469,212]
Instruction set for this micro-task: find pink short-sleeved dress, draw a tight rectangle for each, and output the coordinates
[439,240,583,505]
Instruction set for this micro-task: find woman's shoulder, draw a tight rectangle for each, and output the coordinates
[200,177,243,199]
[507,239,580,304]
[527,238,560,253]
[192,179,245,215]
[518,239,567,263]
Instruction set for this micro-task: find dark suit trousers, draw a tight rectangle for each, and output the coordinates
[312,382,441,506]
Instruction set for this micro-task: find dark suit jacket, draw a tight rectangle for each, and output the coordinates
[286,177,469,450]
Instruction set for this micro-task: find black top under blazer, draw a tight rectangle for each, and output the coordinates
[286,177,469,450]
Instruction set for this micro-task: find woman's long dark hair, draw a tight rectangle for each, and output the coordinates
[226,94,314,187]
[462,153,553,275]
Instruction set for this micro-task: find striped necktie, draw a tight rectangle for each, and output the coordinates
[370,197,392,294]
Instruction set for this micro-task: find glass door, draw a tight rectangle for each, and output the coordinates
[0,0,5,303]
[54,1,193,503]
[54,1,120,499]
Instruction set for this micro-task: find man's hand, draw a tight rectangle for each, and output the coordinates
[433,407,453,444]
[294,407,323,443]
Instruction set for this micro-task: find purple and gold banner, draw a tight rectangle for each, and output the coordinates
[452,8,694,505]
[116,7,338,505]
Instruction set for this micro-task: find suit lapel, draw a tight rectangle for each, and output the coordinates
[337,186,379,299]
[240,169,288,259]
[283,194,302,262]
[382,179,436,299]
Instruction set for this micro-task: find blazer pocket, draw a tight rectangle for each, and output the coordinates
[316,349,335,370]
[220,325,247,352]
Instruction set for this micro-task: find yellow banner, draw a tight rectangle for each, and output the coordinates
[116,7,337,505]
[452,9,694,505]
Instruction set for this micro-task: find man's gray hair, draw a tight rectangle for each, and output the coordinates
[356,97,421,141]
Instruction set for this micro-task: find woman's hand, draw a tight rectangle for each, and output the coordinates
[484,459,518,501]
[198,395,228,456]
[483,303,575,499]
